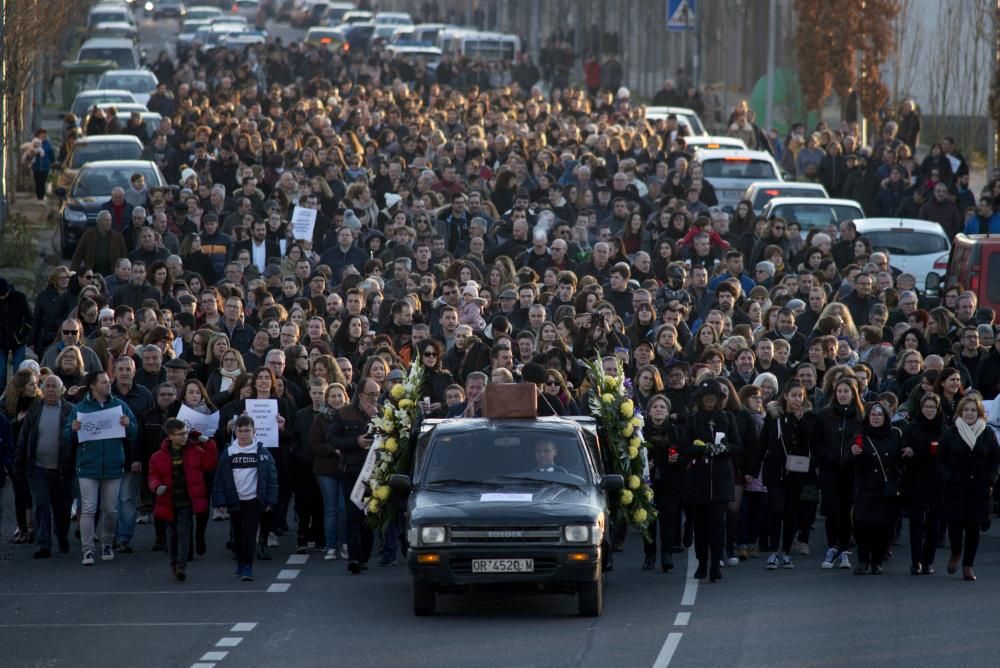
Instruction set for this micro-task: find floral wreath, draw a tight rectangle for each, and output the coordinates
[363,361,425,531]
[583,358,657,537]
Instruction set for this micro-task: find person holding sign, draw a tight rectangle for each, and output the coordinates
[175,378,219,557]
[63,371,139,566]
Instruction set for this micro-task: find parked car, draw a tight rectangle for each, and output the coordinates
[644,106,708,137]
[70,89,137,119]
[91,21,140,42]
[854,218,951,291]
[76,37,143,69]
[56,160,166,258]
[151,0,186,18]
[55,135,145,190]
[928,233,1000,311]
[87,4,135,28]
[96,69,158,106]
[183,4,222,20]
[760,197,864,238]
[231,0,260,20]
[692,148,782,209]
[304,26,347,50]
[741,181,828,214]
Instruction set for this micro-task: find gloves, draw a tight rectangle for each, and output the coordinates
[155,485,167,496]
[708,441,728,457]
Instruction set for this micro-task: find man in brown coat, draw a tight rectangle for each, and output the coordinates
[70,210,127,275]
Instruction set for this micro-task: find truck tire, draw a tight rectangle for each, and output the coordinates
[578,571,603,617]
[413,579,436,616]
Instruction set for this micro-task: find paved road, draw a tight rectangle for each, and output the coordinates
[4,495,1000,668]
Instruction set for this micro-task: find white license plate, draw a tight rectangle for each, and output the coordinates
[471,558,534,573]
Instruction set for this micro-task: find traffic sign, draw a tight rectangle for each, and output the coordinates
[667,0,696,31]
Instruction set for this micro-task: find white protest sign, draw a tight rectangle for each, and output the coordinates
[176,405,220,438]
[245,399,279,448]
[78,406,126,443]
[351,435,382,510]
[291,206,317,241]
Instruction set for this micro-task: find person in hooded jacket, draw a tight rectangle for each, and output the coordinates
[849,401,903,575]
[747,380,815,570]
[813,376,864,570]
[937,395,1000,581]
[643,394,683,572]
[900,392,945,575]
[680,377,741,583]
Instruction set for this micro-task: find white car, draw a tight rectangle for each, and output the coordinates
[693,148,782,209]
[184,4,222,21]
[373,11,413,26]
[741,181,828,213]
[644,106,708,137]
[853,218,951,291]
[761,197,864,238]
[232,0,260,20]
[684,136,747,152]
[70,89,138,118]
[96,69,158,106]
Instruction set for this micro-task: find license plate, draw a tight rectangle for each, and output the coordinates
[471,558,534,573]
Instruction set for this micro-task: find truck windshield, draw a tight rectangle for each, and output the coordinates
[423,431,589,484]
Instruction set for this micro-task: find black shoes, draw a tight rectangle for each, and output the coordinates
[33,548,52,559]
[661,555,674,573]
[256,545,272,560]
[693,562,707,580]
[871,564,884,575]
[347,560,361,575]
[709,567,722,583]
[642,555,656,570]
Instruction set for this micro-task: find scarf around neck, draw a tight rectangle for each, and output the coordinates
[956,418,985,450]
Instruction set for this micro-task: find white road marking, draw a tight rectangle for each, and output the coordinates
[673,612,691,626]
[680,547,698,605]
[215,637,243,647]
[276,569,300,580]
[652,632,684,668]
[190,663,215,668]
[230,623,257,632]
[0,590,266,596]
[267,583,291,593]
[0,622,232,628]
[286,554,309,565]
[200,652,228,661]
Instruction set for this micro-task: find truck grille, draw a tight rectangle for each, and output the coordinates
[451,557,559,576]
[449,525,562,544]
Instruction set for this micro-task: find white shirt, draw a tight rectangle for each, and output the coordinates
[227,442,259,501]
[251,239,267,274]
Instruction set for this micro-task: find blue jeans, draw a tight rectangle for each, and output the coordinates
[29,468,72,551]
[115,471,141,544]
[315,474,342,551]
[0,346,26,393]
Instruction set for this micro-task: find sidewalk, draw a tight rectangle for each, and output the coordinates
[2,192,60,304]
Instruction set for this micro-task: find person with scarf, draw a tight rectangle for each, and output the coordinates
[680,378,741,583]
[813,377,864,570]
[643,395,683,572]
[309,382,349,561]
[937,395,1000,581]
[736,385,767,560]
[900,393,945,575]
[173,378,218,558]
[205,348,245,406]
[747,380,815,571]
[849,402,903,575]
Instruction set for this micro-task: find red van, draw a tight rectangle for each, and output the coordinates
[929,234,1000,311]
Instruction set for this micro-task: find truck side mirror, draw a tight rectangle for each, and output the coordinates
[389,474,412,493]
[600,475,624,492]
[925,272,941,293]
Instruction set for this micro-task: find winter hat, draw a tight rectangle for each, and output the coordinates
[384,193,402,209]
[755,261,775,278]
[99,308,115,321]
[180,168,197,184]
[343,209,362,230]
[693,377,725,400]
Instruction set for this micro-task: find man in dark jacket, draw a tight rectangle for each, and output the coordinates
[319,227,368,284]
[873,167,908,216]
[0,277,32,391]
[919,181,963,238]
[113,261,160,311]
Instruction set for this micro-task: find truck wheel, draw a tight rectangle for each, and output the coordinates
[413,579,436,616]
[578,572,603,617]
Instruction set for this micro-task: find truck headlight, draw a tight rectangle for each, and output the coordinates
[420,526,446,545]
[64,209,87,223]
[563,525,590,543]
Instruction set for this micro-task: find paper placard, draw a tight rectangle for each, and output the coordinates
[78,406,126,443]
[176,404,220,437]
[245,399,279,448]
[352,436,382,510]
[480,493,533,502]
[291,206,317,241]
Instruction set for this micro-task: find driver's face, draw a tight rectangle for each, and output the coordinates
[535,441,558,467]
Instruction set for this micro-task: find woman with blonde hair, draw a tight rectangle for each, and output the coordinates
[33,266,75,351]
[4,368,41,543]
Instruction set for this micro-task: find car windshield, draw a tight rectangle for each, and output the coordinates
[69,142,142,169]
[751,187,825,210]
[864,230,949,255]
[422,430,590,485]
[72,94,132,117]
[772,204,862,233]
[79,48,136,68]
[701,158,777,180]
[73,166,157,197]
[101,75,155,93]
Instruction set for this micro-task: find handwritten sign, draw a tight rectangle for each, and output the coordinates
[352,435,382,510]
[291,206,317,241]
[78,406,126,443]
[245,399,279,448]
[176,404,220,438]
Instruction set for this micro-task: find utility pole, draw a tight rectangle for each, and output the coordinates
[764,0,776,132]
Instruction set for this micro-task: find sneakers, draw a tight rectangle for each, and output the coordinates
[324,548,339,561]
[765,553,779,570]
[736,545,749,561]
[725,549,739,567]
[240,565,254,582]
[71,499,79,521]
[267,532,279,547]
[101,545,115,561]
[796,541,810,556]
[781,555,794,569]
[212,508,228,522]
[136,513,151,525]
[821,547,838,569]
[82,551,95,566]
[234,565,243,577]
[340,545,349,560]
[117,541,133,554]
[838,551,852,569]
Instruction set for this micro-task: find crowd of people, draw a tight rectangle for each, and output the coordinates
[2,13,1000,586]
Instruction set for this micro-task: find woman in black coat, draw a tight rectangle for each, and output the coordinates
[900,393,945,575]
[415,340,454,418]
[812,376,864,570]
[643,394,684,573]
[937,395,1000,581]
[680,378,741,583]
[747,380,815,570]
[849,401,903,575]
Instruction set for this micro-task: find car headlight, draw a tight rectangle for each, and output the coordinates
[420,526,446,545]
[64,209,87,223]
[145,1,154,10]
[563,525,591,544]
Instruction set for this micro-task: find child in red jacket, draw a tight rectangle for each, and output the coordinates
[148,419,217,581]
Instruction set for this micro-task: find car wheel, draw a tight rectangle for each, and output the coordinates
[578,570,603,617]
[412,579,436,616]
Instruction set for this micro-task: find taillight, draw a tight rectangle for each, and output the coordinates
[970,274,980,292]
[933,254,948,270]
[231,3,238,12]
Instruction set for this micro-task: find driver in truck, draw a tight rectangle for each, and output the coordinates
[534,440,566,473]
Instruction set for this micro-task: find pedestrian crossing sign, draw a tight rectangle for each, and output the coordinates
[667,0,696,31]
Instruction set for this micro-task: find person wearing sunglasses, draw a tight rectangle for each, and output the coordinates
[40,318,103,374]
[416,339,453,418]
